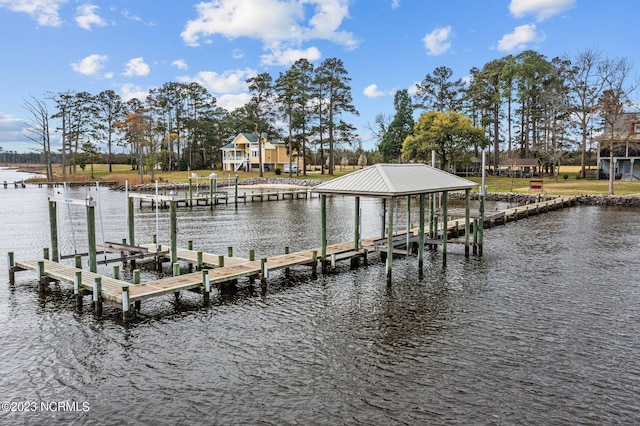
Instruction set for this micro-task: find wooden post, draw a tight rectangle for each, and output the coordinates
[48,200,59,262]
[218,255,224,267]
[473,218,479,255]
[284,246,290,276]
[188,177,193,207]
[202,269,210,304]
[187,240,194,272]
[234,175,239,207]
[260,258,268,292]
[75,254,82,269]
[133,269,141,310]
[464,188,471,257]
[87,201,97,273]
[320,194,327,272]
[418,194,425,273]
[43,248,49,260]
[249,249,255,261]
[197,251,203,270]
[128,196,135,246]
[386,197,394,284]
[113,265,120,279]
[173,262,180,301]
[354,196,360,251]
[227,246,233,257]
[37,260,46,290]
[311,250,317,277]
[406,196,411,255]
[442,191,448,267]
[93,277,102,316]
[74,271,82,308]
[8,252,15,284]
[330,253,336,271]
[170,200,177,265]
[122,286,131,322]
[380,198,386,239]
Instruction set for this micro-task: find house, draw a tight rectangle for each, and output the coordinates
[220,133,302,173]
[598,112,640,181]
[497,158,541,177]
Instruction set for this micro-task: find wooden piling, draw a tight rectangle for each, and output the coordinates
[122,286,131,322]
[133,269,141,310]
[48,200,59,262]
[202,269,210,304]
[74,271,82,308]
[93,277,102,316]
[8,252,15,284]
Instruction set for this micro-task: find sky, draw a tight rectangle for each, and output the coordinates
[0,0,638,154]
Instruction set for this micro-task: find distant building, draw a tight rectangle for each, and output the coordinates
[220,133,302,173]
[598,112,640,181]
[498,158,541,177]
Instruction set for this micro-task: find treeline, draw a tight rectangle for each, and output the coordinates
[373,49,636,178]
[20,49,636,182]
[22,57,361,182]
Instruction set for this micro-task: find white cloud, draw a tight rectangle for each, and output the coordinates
[181,0,358,51]
[261,46,321,66]
[119,83,148,102]
[217,93,252,112]
[179,68,257,94]
[0,113,24,143]
[123,57,150,77]
[391,0,400,9]
[172,59,188,70]
[75,4,106,30]
[71,54,108,76]
[363,84,388,99]
[0,0,66,26]
[497,24,542,52]
[423,26,452,56]
[509,0,575,21]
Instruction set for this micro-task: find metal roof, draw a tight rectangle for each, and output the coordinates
[313,163,477,198]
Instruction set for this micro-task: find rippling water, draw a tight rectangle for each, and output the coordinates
[1,167,639,425]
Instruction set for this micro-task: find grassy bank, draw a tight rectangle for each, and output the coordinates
[21,163,640,196]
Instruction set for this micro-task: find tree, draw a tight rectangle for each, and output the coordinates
[288,58,315,176]
[379,89,414,162]
[565,49,606,178]
[597,57,638,195]
[23,95,54,180]
[415,66,465,112]
[314,58,359,175]
[276,67,300,177]
[247,72,276,177]
[94,90,124,172]
[466,58,508,169]
[402,110,489,170]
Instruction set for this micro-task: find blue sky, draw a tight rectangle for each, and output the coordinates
[0,0,638,153]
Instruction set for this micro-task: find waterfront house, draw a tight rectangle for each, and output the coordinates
[598,112,640,181]
[221,133,302,173]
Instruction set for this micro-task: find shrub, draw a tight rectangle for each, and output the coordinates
[563,174,569,180]
[275,168,281,175]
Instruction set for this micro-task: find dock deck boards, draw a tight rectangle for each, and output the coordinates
[11,195,577,315]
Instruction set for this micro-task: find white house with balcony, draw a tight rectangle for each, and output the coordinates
[221,133,302,173]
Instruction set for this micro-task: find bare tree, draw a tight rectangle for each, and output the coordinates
[598,56,638,195]
[23,95,54,180]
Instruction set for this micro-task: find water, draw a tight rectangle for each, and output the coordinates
[1,167,640,425]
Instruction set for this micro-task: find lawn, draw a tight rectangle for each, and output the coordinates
[28,163,640,196]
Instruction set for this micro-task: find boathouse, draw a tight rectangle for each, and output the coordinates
[313,163,480,282]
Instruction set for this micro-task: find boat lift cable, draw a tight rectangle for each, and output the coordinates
[155,180,159,247]
[96,182,107,261]
[63,182,78,255]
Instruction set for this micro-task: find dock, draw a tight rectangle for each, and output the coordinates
[8,194,577,322]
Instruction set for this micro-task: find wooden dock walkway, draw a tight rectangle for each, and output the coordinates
[131,188,312,208]
[8,195,577,322]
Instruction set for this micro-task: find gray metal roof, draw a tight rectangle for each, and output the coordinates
[313,163,477,197]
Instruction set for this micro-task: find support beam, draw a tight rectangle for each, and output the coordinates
[321,194,327,271]
[170,200,177,265]
[354,196,360,251]
[418,194,425,273]
[49,200,59,262]
[464,188,471,257]
[386,197,394,284]
[87,202,97,273]
[442,191,448,267]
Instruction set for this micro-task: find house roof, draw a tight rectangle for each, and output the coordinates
[312,163,477,198]
[499,158,540,167]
